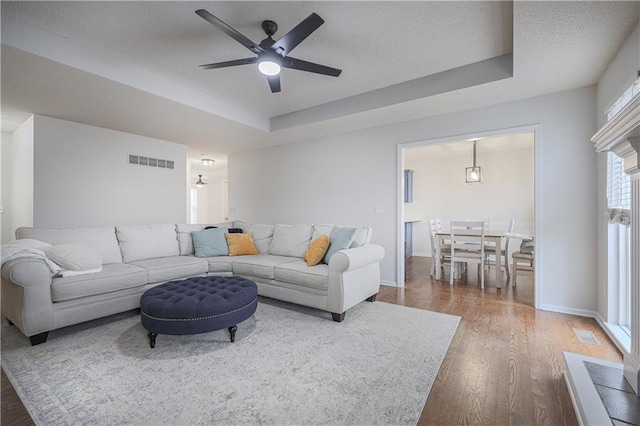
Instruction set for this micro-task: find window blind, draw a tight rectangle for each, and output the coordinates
[607,152,631,225]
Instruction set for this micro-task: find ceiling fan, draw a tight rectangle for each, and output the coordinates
[195,9,342,93]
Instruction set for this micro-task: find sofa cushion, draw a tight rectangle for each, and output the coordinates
[232,255,298,280]
[116,224,179,263]
[206,256,234,274]
[45,243,103,271]
[268,224,313,258]
[16,226,122,264]
[233,221,274,254]
[175,223,233,255]
[324,226,357,264]
[192,228,229,257]
[312,225,371,248]
[274,260,329,291]
[128,256,208,284]
[304,235,330,266]
[51,263,147,302]
[226,233,259,256]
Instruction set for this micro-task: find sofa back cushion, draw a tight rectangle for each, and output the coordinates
[268,224,313,258]
[312,225,372,248]
[16,226,123,264]
[116,224,179,263]
[175,223,233,255]
[233,221,274,255]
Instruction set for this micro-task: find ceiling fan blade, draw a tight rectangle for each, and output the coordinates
[283,57,342,77]
[271,13,324,56]
[267,75,281,93]
[199,57,257,70]
[195,9,264,55]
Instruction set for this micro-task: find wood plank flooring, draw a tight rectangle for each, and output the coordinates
[379,256,622,425]
[1,257,623,425]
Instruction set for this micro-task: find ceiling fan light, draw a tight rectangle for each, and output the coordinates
[258,60,281,76]
[201,158,215,166]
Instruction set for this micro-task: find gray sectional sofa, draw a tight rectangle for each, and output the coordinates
[1,221,385,345]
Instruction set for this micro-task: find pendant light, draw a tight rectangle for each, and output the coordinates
[465,140,482,183]
[195,175,206,188]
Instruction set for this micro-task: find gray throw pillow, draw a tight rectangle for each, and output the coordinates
[323,227,357,264]
[192,228,230,257]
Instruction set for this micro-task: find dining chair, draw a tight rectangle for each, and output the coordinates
[449,220,486,289]
[512,238,534,286]
[428,219,452,276]
[484,219,515,279]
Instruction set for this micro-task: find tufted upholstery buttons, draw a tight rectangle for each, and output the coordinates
[140,276,258,347]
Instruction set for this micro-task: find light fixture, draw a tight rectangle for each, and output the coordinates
[258,59,281,76]
[465,140,482,184]
[201,158,215,166]
[195,174,206,188]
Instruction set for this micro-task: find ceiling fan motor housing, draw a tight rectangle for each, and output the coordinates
[261,20,278,37]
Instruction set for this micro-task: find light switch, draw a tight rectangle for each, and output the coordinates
[374,204,384,214]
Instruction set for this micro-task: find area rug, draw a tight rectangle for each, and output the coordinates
[1,298,460,425]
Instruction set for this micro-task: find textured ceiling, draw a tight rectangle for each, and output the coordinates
[1,1,638,166]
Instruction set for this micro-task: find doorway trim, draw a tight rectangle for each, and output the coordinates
[396,124,541,309]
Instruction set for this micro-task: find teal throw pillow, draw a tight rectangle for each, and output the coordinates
[323,226,357,264]
[192,228,229,257]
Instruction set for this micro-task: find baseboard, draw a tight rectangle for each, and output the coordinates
[540,304,598,318]
[594,313,630,355]
[409,252,430,258]
[380,280,398,287]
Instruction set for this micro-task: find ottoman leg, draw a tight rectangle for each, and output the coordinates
[148,331,157,348]
[228,325,237,342]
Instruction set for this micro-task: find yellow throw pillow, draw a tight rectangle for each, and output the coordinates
[304,235,330,266]
[225,233,258,256]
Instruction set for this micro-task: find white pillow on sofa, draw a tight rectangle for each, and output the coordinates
[116,224,179,263]
[269,224,313,258]
[45,243,103,271]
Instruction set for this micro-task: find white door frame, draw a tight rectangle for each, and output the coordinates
[396,124,541,309]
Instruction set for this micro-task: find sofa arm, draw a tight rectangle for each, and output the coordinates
[328,244,385,274]
[326,244,385,316]
[1,258,54,337]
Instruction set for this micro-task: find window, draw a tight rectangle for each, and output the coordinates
[606,152,632,343]
[606,152,631,225]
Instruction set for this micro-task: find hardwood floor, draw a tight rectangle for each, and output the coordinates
[2,257,622,425]
[379,256,622,425]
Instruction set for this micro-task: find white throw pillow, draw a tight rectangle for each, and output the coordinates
[116,224,179,263]
[45,243,103,271]
[269,224,313,258]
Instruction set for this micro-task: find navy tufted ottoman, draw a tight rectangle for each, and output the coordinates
[140,276,258,348]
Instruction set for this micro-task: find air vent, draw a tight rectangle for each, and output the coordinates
[128,154,174,170]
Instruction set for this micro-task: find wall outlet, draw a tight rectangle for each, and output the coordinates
[374,204,384,214]
[229,207,236,214]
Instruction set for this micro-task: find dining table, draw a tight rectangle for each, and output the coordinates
[434,229,505,288]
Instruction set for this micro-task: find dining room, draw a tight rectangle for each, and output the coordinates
[401,131,535,305]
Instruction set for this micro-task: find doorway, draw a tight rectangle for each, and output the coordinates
[398,130,536,307]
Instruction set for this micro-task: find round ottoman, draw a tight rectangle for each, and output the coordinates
[140,276,258,348]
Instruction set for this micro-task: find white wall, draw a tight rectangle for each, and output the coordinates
[595,22,640,320]
[32,116,187,227]
[405,141,534,256]
[0,132,13,243]
[230,86,597,314]
[10,117,35,235]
